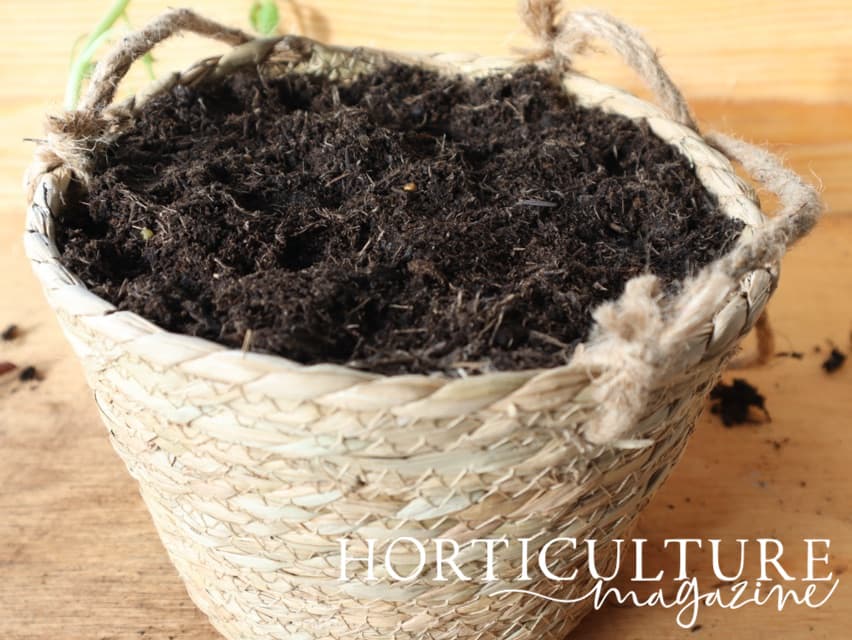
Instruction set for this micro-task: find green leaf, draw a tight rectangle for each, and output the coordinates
[70,33,88,64]
[64,0,132,110]
[141,52,156,80]
[250,0,280,36]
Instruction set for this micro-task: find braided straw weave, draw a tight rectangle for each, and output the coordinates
[24,2,820,638]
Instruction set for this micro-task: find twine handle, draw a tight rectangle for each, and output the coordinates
[708,132,822,278]
[521,0,822,274]
[520,1,823,443]
[708,133,821,372]
[580,132,821,442]
[521,1,697,130]
[78,8,253,113]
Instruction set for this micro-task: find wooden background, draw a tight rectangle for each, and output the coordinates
[0,1,850,638]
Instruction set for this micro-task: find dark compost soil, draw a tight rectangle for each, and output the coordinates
[58,64,744,375]
[1,324,19,341]
[710,378,770,427]
[822,348,846,373]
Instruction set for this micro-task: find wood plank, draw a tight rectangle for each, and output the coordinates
[1,0,851,103]
[692,101,852,215]
[0,0,852,218]
[2,3,850,216]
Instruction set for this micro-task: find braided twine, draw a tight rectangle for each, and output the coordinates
[23,2,820,639]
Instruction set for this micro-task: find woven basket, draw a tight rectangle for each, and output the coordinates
[24,7,819,640]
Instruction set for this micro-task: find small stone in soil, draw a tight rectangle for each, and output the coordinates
[822,348,846,373]
[709,378,769,427]
[18,365,40,382]
[1,324,18,341]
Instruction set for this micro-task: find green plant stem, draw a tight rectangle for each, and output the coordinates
[64,0,132,110]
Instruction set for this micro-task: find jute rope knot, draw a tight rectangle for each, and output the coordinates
[27,9,253,197]
[580,276,664,443]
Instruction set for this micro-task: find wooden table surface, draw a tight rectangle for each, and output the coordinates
[0,1,850,638]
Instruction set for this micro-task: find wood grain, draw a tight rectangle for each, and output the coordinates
[2,0,851,102]
[1,1,850,638]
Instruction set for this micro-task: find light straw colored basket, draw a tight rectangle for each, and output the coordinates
[24,5,819,640]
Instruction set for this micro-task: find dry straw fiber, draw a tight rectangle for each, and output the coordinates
[24,1,820,638]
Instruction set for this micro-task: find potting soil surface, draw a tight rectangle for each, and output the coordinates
[59,64,744,375]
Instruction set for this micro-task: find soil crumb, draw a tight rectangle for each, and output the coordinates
[766,437,790,451]
[18,365,40,382]
[822,348,846,373]
[58,64,743,375]
[1,324,18,341]
[710,378,770,427]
